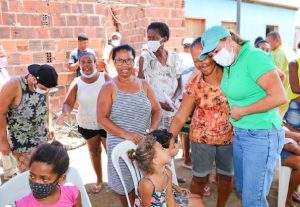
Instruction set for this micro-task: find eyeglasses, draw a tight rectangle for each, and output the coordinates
[114,58,134,66]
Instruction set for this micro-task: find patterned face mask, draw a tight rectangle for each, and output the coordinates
[29,179,58,199]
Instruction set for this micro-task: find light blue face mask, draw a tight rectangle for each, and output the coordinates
[80,68,97,78]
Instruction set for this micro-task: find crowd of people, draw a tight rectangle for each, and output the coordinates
[0,21,300,207]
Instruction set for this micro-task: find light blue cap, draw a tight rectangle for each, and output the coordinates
[199,25,230,61]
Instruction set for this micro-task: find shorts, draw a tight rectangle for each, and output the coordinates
[284,100,300,130]
[281,149,292,162]
[191,142,233,177]
[78,126,107,140]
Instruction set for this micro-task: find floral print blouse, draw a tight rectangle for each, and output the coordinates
[7,77,48,153]
[185,75,233,145]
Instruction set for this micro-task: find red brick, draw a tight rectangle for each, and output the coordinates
[52,15,66,26]
[83,4,94,14]
[9,1,22,13]
[66,15,78,26]
[95,5,108,15]
[166,18,183,28]
[2,13,16,25]
[1,1,8,12]
[29,40,42,51]
[50,2,71,14]
[57,73,68,85]
[11,28,37,39]
[30,14,42,26]
[79,16,89,26]
[16,40,29,51]
[53,52,66,63]
[13,66,27,76]
[23,1,48,13]
[171,9,184,18]
[52,63,65,73]
[37,28,50,39]
[0,27,11,38]
[49,28,61,38]
[57,40,68,50]
[72,3,83,13]
[16,14,30,26]
[20,54,33,65]
[8,53,21,65]
[0,41,16,52]
[68,40,78,50]
[96,28,105,39]
[60,28,74,38]
[90,16,100,26]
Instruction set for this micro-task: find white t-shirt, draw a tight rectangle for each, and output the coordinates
[0,68,10,90]
[142,51,183,117]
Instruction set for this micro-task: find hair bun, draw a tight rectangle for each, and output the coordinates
[127,149,137,161]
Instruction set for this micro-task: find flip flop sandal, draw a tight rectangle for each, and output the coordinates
[203,185,211,197]
[292,192,300,203]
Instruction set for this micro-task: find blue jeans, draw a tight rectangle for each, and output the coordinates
[233,126,284,207]
[284,100,300,130]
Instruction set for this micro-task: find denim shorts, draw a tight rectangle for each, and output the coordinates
[190,142,233,177]
[281,149,292,162]
[284,100,300,130]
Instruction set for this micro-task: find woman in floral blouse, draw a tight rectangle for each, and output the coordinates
[169,37,233,207]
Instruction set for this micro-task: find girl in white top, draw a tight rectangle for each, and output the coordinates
[57,52,110,193]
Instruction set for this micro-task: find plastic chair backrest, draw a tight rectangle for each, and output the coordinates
[0,167,91,207]
[111,140,143,207]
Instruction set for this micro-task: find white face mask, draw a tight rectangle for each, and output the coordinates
[80,68,97,78]
[213,45,235,67]
[147,39,163,52]
[33,84,47,94]
[111,40,120,47]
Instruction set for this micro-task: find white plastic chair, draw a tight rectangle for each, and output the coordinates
[278,158,292,207]
[111,140,143,207]
[0,167,92,207]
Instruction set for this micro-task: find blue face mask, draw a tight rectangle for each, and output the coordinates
[29,179,58,199]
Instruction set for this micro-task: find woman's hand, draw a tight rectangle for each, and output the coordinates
[124,132,143,144]
[160,102,174,112]
[230,105,246,121]
[56,112,69,125]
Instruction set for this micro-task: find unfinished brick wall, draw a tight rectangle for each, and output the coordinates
[0,0,185,111]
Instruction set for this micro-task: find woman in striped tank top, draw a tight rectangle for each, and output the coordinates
[97,44,162,207]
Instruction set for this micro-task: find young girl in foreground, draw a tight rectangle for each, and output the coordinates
[16,141,82,207]
[149,129,205,207]
[128,135,204,207]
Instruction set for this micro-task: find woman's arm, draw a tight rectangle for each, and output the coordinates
[74,191,82,207]
[171,76,183,102]
[138,56,145,79]
[168,93,195,156]
[230,70,288,121]
[56,79,78,125]
[143,80,162,131]
[289,61,300,94]
[283,143,300,156]
[97,83,142,144]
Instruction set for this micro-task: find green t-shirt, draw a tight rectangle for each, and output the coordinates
[221,41,282,129]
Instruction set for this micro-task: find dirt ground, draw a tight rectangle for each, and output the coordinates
[1,144,300,207]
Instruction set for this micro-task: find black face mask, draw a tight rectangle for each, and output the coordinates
[29,179,58,199]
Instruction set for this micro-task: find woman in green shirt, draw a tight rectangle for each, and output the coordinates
[199,26,287,207]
